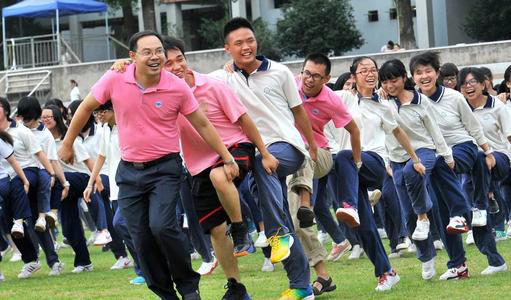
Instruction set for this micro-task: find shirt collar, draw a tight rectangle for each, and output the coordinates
[233,56,270,77]
[297,77,330,102]
[36,122,45,131]
[392,90,421,109]
[192,70,207,88]
[425,84,445,103]
[467,95,495,111]
[123,64,172,92]
[357,91,380,103]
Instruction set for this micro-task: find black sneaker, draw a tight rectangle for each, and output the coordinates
[183,290,201,300]
[489,196,500,214]
[230,222,251,257]
[297,206,315,228]
[222,278,250,300]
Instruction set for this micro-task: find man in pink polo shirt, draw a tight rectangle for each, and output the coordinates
[59,31,238,300]
[287,53,361,296]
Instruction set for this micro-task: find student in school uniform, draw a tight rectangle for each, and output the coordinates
[439,63,459,91]
[42,105,94,274]
[212,18,317,300]
[459,67,508,275]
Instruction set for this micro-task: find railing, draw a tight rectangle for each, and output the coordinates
[6,34,59,69]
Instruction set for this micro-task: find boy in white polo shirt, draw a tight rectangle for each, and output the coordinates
[211,17,316,300]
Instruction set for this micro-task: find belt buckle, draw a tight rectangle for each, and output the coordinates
[132,162,145,170]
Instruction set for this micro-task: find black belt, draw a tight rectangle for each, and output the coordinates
[123,153,180,170]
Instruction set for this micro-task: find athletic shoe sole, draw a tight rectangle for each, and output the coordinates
[446,225,469,234]
[335,209,360,228]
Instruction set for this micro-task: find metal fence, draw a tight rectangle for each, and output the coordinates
[6,34,59,69]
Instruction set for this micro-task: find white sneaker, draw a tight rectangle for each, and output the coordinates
[348,244,364,260]
[190,250,201,261]
[72,264,93,273]
[434,240,444,250]
[45,211,58,229]
[422,257,436,280]
[369,189,382,206]
[11,222,24,239]
[396,237,411,251]
[389,252,401,259]
[49,261,64,276]
[87,231,98,246]
[378,228,388,239]
[18,261,41,279]
[375,270,400,292]
[481,263,508,275]
[471,209,487,227]
[317,231,329,245]
[412,219,430,241]
[407,243,417,253]
[9,251,22,262]
[254,231,269,248]
[335,206,360,228]
[34,217,47,232]
[111,256,132,270]
[439,263,469,280]
[446,216,468,234]
[466,230,474,245]
[0,272,4,282]
[196,257,218,275]
[93,230,112,246]
[261,257,275,272]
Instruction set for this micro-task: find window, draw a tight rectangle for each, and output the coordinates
[275,0,291,8]
[389,8,397,20]
[412,5,417,17]
[368,10,379,22]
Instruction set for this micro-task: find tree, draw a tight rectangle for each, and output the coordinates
[394,0,416,49]
[464,0,511,41]
[141,0,156,31]
[276,0,363,57]
[103,0,138,56]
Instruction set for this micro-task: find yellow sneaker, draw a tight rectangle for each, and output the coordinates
[278,286,314,300]
[268,230,294,264]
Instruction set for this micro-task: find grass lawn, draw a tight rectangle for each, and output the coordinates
[1,234,511,299]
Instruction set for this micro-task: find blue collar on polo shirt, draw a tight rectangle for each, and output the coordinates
[357,91,380,104]
[9,119,16,128]
[36,122,45,131]
[467,94,495,111]
[233,56,271,79]
[392,90,421,110]
[424,84,445,103]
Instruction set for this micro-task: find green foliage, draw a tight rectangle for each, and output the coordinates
[464,0,511,41]
[276,0,363,57]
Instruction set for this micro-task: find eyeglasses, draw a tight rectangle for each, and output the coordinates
[136,48,165,58]
[443,76,457,83]
[93,109,111,116]
[41,116,54,120]
[301,70,325,81]
[356,68,378,76]
[461,79,479,87]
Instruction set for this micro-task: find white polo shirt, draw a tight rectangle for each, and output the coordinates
[30,124,58,170]
[99,125,121,200]
[386,91,453,163]
[423,85,487,147]
[83,123,109,176]
[324,90,362,153]
[359,93,399,163]
[1,121,41,177]
[210,56,307,156]
[470,96,511,160]
[0,139,14,179]
[55,137,91,174]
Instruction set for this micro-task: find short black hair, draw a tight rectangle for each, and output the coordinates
[387,40,395,47]
[68,100,95,133]
[504,65,511,83]
[45,98,68,121]
[0,97,11,121]
[96,100,113,111]
[333,72,352,91]
[303,53,331,76]
[17,96,42,121]
[409,51,440,75]
[223,17,254,42]
[350,56,378,75]
[43,105,68,138]
[440,63,459,78]
[458,67,486,87]
[479,66,493,81]
[128,30,164,52]
[162,36,186,58]
[380,59,415,90]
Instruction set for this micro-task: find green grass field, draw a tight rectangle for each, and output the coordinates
[2,234,511,299]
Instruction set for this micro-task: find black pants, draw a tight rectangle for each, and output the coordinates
[116,157,200,300]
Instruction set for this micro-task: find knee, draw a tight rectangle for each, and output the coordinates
[209,168,227,188]
[336,150,353,162]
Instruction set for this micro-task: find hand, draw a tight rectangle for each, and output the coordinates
[377,87,389,100]
[308,143,318,162]
[261,153,279,175]
[497,93,508,103]
[50,175,55,188]
[447,160,455,170]
[95,177,104,193]
[223,162,239,182]
[58,144,75,165]
[223,60,234,73]
[22,180,30,194]
[485,153,496,170]
[83,186,93,203]
[61,185,69,200]
[386,165,393,177]
[413,162,426,176]
[111,59,131,73]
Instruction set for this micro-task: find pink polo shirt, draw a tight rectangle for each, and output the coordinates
[297,78,352,148]
[178,71,250,176]
[92,64,199,162]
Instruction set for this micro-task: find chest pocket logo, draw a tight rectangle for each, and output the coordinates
[155,101,162,108]
[312,108,320,115]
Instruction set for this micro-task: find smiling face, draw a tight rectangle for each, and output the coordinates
[460,73,485,101]
[224,27,258,68]
[129,35,166,77]
[354,58,378,91]
[41,109,56,130]
[381,77,406,97]
[164,48,188,79]
[343,77,356,90]
[301,60,330,97]
[412,64,439,94]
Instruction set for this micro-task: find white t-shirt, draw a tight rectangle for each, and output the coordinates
[0,139,14,179]
[30,124,58,169]
[82,123,109,175]
[70,86,81,101]
[210,57,308,157]
[99,125,121,200]
[54,137,91,174]
[1,121,41,177]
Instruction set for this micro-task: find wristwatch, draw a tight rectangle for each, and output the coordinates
[484,149,493,155]
[63,181,70,187]
[412,158,422,164]
[355,161,363,170]
[224,157,236,165]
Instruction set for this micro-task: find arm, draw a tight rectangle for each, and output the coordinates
[185,109,239,181]
[85,158,104,193]
[7,156,30,193]
[392,127,426,175]
[344,120,362,166]
[51,161,69,200]
[422,103,454,166]
[238,113,278,174]
[291,105,318,161]
[59,93,101,164]
[84,155,106,203]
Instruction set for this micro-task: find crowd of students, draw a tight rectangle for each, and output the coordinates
[1,17,511,300]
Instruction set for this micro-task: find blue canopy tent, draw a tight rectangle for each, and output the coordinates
[2,0,109,68]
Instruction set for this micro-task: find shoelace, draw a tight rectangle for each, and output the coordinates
[267,229,290,251]
[377,274,388,285]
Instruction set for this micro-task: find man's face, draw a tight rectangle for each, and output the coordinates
[224,28,258,66]
[301,61,330,97]
[129,35,166,77]
[164,48,188,79]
